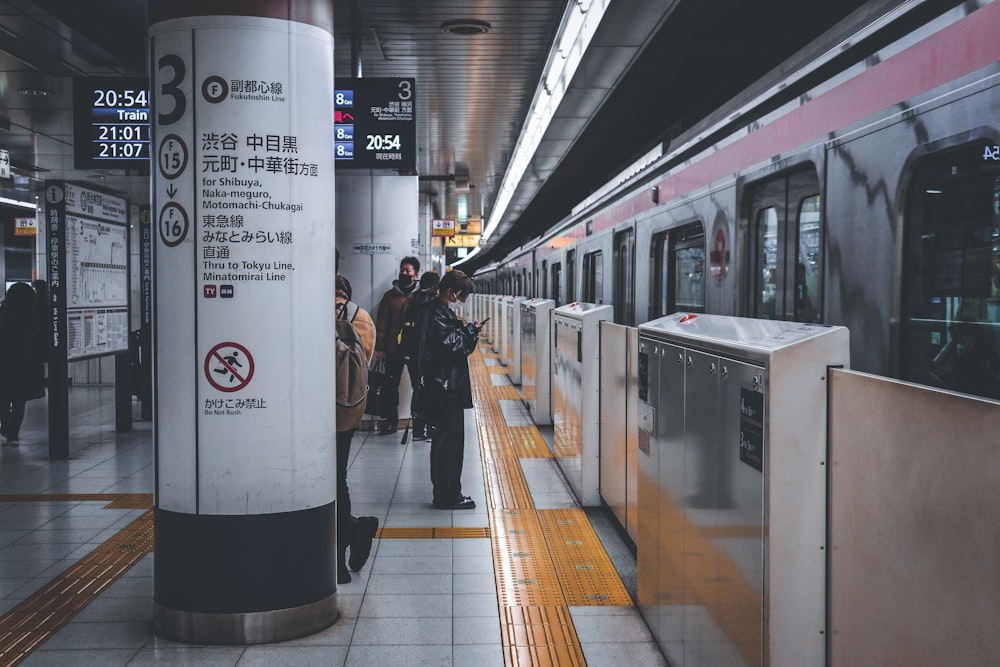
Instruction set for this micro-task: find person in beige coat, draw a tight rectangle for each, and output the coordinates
[335,273,378,584]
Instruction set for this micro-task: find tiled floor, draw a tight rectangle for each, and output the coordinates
[1,374,666,666]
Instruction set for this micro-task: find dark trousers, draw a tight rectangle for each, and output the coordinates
[383,352,406,425]
[0,397,26,439]
[430,407,466,503]
[336,428,360,564]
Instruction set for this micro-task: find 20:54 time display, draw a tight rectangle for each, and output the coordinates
[365,134,402,151]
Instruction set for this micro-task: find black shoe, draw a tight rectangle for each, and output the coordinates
[412,430,427,441]
[338,567,351,584]
[433,496,476,510]
[378,422,398,435]
[349,516,379,571]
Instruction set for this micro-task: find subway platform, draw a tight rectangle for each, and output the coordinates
[0,347,666,666]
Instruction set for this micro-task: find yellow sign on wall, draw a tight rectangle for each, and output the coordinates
[446,233,480,248]
[14,217,37,236]
[431,218,456,237]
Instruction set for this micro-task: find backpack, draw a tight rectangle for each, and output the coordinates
[399,292,433,368]
[335,301,369,431]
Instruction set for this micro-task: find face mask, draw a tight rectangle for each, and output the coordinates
[398,273,414,286]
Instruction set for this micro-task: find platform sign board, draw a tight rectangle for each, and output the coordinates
[44,180,131,458]
[432,218,456,237]
[46,181,131,361]
[151,15,336,516]
[72,77,152,169]
[334,77,415,170]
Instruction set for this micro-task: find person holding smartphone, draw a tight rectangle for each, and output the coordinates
[418,270,484,509]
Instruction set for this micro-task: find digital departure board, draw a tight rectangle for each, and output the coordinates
[334,77,415,170]
[73,77,151,169]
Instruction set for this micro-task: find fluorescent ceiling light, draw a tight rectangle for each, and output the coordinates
[0,196,37,210]
[479,0,608,245]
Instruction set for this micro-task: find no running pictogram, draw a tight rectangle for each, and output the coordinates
[205,342,255,392]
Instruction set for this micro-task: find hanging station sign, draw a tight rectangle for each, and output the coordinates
[72,77,152,169]
[334,77,415,170]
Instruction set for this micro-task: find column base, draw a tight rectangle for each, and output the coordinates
[153,592,338,645]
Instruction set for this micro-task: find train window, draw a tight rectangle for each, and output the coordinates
[747,169,822,322]
[552,262,562,306]
[755,207,780,318]
[652,221,706,318]
[582,250,603,304]
[900,143,1000,399]
[566,250,576,303]
[796,195,821,323]
[614,229,636,325]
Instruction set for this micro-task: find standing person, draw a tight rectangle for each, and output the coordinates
[402,270,440,441]
[419,270,485,510]
[335,274,379,584]
[0,283,44,446]
[372,256,420,434]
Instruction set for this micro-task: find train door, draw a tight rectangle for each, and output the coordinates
[582,250,604,304]
[552,262,562,306]
[746,169,822,322]
[566,250,576,303]
[541,260,548,299]
[651,221,706,319]
[900,143,1000,399]
[614,228,636,325]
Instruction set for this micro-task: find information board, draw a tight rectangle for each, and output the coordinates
[334,77,415,170]
[47,182,131,360]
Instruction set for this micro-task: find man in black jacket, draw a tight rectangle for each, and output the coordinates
[415,270,484,510]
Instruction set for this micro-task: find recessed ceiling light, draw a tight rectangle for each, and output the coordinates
[440,19,491,35]
[18,88,50,96]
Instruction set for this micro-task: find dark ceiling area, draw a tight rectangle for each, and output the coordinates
[487,0,876,264]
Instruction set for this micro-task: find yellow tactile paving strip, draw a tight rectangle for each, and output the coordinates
[492,384,523,401]
[0,493,153,509]
[502,606,587,667]
[377,527,489,539]
[536,510,630,606]
[508,426,551,458]
[470,351,632,666]
[0,510,153,667]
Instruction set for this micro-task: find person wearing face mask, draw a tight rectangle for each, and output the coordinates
[373,256,421,434]
[418,270,484,509]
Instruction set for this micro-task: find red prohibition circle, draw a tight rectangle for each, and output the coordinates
[204,342,255,392]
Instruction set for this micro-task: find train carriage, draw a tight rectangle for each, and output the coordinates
[481,0,1000,401]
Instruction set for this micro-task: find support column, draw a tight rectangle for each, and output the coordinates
[149,1,337,644]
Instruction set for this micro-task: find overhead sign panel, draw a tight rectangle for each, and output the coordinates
[72,77,151,169]
[432,218,456,237]
[334,77,415,171]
